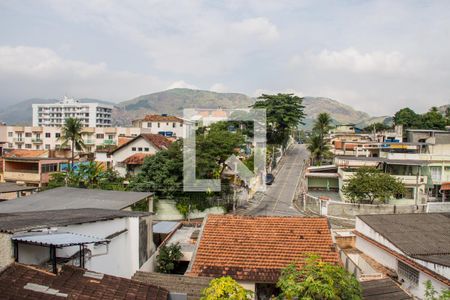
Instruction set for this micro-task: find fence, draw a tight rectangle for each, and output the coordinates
[299,194,448,221]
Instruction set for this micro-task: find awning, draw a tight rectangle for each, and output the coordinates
[12,232,109,247]
[441,182,450,191]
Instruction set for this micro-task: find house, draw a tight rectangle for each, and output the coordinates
[354,213,450,298]
[2,150,67,187]
[0,208,153,278]
[132,114,185,138]
[110,133,172,176]
[0,187,153,213]
[187,215,339,299]
[0,263,169,299]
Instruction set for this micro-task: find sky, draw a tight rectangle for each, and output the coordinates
[0,0,449,116]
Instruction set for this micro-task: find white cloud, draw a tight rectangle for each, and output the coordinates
[292,48,420,74]
[230,17,279,42]
[0,46,166,101]
[167,80,198,90]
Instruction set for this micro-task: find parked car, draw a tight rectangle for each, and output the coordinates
[266,173,275,185]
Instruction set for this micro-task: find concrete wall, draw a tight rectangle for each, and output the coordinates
[154,200,225,221]
[0,233,14,268]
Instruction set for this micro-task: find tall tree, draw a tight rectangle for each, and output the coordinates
[308,113,332,166]
[60,117,85,169]
[251,93,306,146]
[421,107,447,130]
[342,167,406,204]
[393,107,420,128]
[277,254,362,300]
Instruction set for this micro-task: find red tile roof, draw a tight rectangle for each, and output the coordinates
[441,182,450,191]
[122,153,153,165]
[118,136,133,147]
[188,215,338,282]
[143,114,183,123]
[0,263,169,299]
[4,149,48,158]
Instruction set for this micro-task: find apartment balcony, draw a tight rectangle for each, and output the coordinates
[32,139,43,144]
[13,138,24,143]
[31,127,43,132]
[394,175,427,185]
[85,140,95,145]
[104,127,117,134]
[13,126,25,132]
[103,139,116,145]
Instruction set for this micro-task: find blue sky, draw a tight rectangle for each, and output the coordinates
[0,0,449,115]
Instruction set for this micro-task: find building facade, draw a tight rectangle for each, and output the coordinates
[32,96,113,128]
[132,114,186,138]
[0,125,141,152]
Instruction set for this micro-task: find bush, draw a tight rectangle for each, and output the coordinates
[156,242,182,274]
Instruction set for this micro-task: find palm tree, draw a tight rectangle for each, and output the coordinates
[307,134,331,166]
[313,112,332,138]
[60,118,86,170]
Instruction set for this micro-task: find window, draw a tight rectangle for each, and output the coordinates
[41,164,58,173]
[166,122,169,126]
[144,147,149,152]
[17,144,22,149]
[25,144,32,149]
[147,122,152,128]
[25,132,32,137]
[55,133,60,138]
[8,132,12,137]
[45,132,51,138]
[8,143,12,148]
[132,147,136,151]
[45,144,50,150]
[398,261,419,285]
[138,147,143,151]
[108,135,114,140]
[173,122,176,128]
[35,145,40,150]
[96,134,104,139]
[157,122,160,128]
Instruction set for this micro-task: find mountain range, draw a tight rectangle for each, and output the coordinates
[0,88,397,128]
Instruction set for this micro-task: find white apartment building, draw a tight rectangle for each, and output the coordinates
[0,125,141,152]
[32,96,113,128]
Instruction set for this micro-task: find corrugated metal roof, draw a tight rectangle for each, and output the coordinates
[358,213,450,267]
[153,221,179,234]
[12,232,108,247]
[361,278,412,300]
[0,187,152,213]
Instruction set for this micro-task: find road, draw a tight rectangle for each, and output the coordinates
[243,144,309,216]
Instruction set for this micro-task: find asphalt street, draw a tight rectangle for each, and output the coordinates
[244,144,309,216]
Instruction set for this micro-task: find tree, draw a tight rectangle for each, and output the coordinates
[363,122,391,133]
[421,107,447,130]
[60,117,86,169]
[393,107,420,128]
[251,93,306,147]
[201,276,253,300]
[156,242,183,274]
[342,167,406,204]
[307,113,332,166]
[277,254,361,300]
[424,280,450,300]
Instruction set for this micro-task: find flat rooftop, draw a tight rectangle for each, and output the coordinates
[0,187,152,213]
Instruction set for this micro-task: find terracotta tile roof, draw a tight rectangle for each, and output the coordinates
[4,149,48,158]
[118,136,133,147]
[143,114,183,123]
[0,263,169,299]
[441,182,450,191]
[141,134,172,150]
[110,134,172,154]
[122,153,153,165]
[188,215,338,282]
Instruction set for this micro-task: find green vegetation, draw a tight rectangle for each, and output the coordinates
[129,122,245,217]
[201,276,253,300]
[342,167,406,204]
[156,243,183,274]
[47,163,125,190]
[277,254,362,300]
[252,93,306,148]
[394,106,448,130]
[425,280,450,300]
[307,112,332,166]
[362,122,392,133]
[60,117,86,169]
